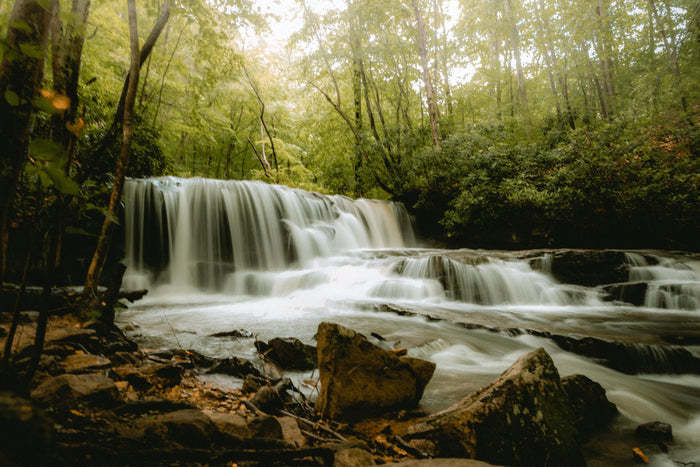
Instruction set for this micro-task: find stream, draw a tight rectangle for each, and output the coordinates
[116,177,700,466]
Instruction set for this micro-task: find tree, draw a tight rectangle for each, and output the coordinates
[81,0,170,319]
[0,0,52,282]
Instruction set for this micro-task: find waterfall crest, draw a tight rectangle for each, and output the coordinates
[122,177,414,291]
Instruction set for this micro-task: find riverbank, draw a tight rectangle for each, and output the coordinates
[1,307,691,466]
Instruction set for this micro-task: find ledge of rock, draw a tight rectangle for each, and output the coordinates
[316,322,435,420]
[405,347,587,467]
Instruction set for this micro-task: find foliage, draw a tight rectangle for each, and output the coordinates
[401,109,700,249]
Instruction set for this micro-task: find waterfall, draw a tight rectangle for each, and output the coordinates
[391,254,594,306]
[122,177,414,291]
[625,252,700,310]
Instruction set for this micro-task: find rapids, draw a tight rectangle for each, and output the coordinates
[118,177,700,466]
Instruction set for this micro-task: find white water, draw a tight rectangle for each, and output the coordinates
[119,178,700,466]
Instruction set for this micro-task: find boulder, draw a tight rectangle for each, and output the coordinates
[561,374,618,435]
[206,411,251,441]
[316,322,435,420]
[635,421,673,442]
[149,409,214,449]
[406,347,584,467]
[547,249,630,287]
[255,337,317,370]
[31,374,123,408]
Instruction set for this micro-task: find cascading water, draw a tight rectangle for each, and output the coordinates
[123,177,414,291]
[119,177,700,467]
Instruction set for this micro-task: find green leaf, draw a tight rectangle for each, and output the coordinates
[64,226,95,237]
[43,165,80,195]
[4,89,20,106]
[9,21,33,34]
[29,139,64,162]
[19,42,43,59]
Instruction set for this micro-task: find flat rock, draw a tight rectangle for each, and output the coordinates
[386,461,502,467]
[61,353,112,373]
[406,347,584,467]
[334,447,376,466]
[316,322,436,420]
[255,337,317,370]
[31,374,123,408]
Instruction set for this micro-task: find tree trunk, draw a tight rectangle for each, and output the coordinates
[81,0,142,316]
[505,0,528,111]
[0,0,52,283]
[411,0,440,149]
[648,0,686,110]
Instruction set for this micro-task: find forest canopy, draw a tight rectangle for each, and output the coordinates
[0,0,698,281]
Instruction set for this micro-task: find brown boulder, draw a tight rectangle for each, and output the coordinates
[316,322,435,420]
[562,374,618,435]
[31,374,123,408]
[406,347,584,467]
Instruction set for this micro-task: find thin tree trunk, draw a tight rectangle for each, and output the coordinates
[505,0,527,110]
[411,0,440,149]
[82,0,142,314]
[648,0,686,110]
[0,0,52,283]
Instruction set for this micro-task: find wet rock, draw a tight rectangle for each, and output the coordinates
[249,378,292,413]
[31,374,123,408]
[635,421,673,442]
[209,329,252,338]
[208,356,264,379]
[601,282,648,306]
[242,374,269,393]
[316,322,436,420]
[406,347,584,467]
[548,250,630,287]
[562,374,618,435]
[255,337,317,370]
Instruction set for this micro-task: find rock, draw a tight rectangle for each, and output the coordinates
[406,347,584,467]
[635,421,673,442]
[0,391,57,466]
[601,282,648,306]
[210,329,252,338]
[316,322,436,420]
[249,379,292,412]
[255,337,317,370]
[334,447,376,466]
[249,414,284,439]
[562,374,618,435]
[208,356,264,378]
[242,375,269,393]
[386,460,502,467]
[31,374,123,408]
[150,409,214,449]
[548,250,630,287]
[277,416,306,448]
[206,411,251,440]
[61,353,112,373]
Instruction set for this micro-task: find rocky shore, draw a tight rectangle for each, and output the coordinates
[0,310,681,466]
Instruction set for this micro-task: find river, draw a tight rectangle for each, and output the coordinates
[116,177,700,466]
